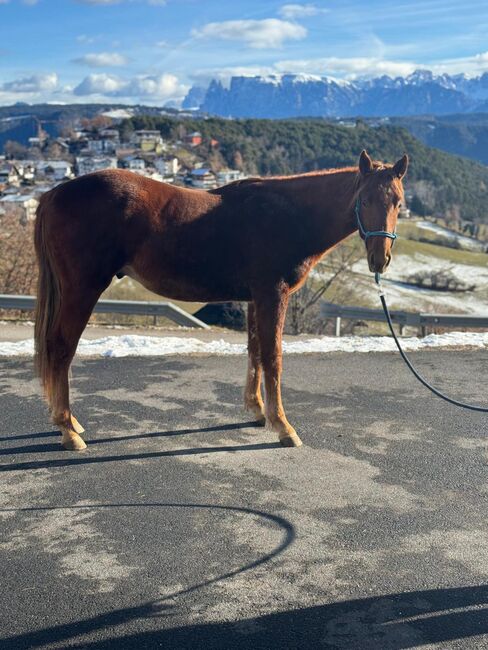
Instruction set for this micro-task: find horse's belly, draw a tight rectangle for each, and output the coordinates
[122,264,251,303]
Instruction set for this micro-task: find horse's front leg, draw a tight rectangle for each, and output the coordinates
[244,302,265,424]
[254,285,302,447]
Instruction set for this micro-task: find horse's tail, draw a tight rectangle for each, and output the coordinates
[34,194,61,403]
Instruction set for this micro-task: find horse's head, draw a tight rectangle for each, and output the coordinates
[356,149,408,274]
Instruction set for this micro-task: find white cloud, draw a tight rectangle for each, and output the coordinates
[73,72,186,100]
[192,19,307,49]
[191,50,488,88]
[429,51,488,76]
[279,3,328,19]
[192,58,417,84]
[73,52,128,67]
[76,34,98,44]
[274,56,417,79]
[1,72,58,93]
[190,66,276,88]
[73,73,124,95]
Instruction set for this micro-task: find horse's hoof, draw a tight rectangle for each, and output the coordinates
[280,433,303,448]
[61,433,87,451]
[71,415,85,434]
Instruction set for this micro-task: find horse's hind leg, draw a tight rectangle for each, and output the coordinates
[47,290,104,450]
[244,302,265,425]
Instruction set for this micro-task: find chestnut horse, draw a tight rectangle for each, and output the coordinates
[34,149,408,451]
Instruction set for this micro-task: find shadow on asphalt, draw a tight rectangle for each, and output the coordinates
[2,583,487,649]
[0,501,295,649]
[0,421,280,471]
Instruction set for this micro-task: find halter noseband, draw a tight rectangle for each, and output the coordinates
[355,198,397,245]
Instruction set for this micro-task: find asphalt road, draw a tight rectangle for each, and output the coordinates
[0,351,487,649]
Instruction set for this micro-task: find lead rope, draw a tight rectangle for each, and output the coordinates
[375,272,488,412]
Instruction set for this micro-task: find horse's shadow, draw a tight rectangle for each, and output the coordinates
[2,583,487,649]
[0,420,280,471]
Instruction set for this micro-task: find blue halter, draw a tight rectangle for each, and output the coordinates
[355,198,397,245]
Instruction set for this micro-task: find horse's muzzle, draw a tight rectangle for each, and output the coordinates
[368,251,392,274]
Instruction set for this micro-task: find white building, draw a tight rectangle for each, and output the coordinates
[216,169,245,186]
[76,156,117,176]
[0,163,21,186]
[131,130,164,152]
[86,137,118,155]
[35,160,73,182]
[154,157,179,177]
[120,155,146,171]
[0,194,39,222]
[190,168,216,190]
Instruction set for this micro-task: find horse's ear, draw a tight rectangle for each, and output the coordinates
[359,150,373,175]
[393,154,408,179]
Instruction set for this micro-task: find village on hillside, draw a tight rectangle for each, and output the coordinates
[0,115,246,224]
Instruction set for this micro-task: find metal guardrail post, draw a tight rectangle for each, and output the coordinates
[335,316,341,337]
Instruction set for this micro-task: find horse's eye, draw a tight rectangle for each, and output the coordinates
[362,199,368,207]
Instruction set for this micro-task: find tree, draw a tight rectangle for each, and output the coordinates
[287,241,363,335]
[4,140,29,160]
[410,194,426,216]
[0,210,37,297]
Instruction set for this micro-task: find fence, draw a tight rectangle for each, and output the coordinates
[320,302,488,337]
[2,294,487,336]
[0,294,210,329]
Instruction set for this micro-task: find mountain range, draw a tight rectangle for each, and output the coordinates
[183,70,488,118]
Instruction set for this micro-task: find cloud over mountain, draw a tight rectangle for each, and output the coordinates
[0,73,58,93]
[73,72,186,99]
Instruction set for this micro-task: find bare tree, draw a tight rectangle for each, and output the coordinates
[0,209,37,298]
[287,241,363,335]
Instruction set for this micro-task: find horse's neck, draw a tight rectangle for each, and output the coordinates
[281,169,359,252]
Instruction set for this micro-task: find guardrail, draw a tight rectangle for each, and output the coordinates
[0,294,210,330]
[321,302,488,337]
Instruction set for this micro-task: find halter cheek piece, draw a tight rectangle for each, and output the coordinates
[355,197,397,246]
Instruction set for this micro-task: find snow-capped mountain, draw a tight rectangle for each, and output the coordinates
[182,70,488,118]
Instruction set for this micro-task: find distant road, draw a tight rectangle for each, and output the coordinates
[1,352,487,649]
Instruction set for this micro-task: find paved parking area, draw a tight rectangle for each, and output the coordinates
[1,352,487,648]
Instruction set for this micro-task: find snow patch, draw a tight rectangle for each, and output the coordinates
[416,221,486,251]
[1,332,487,358]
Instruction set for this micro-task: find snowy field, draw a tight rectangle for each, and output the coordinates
[351,253,488,313]
[0,331,487,358]
[416,221,486,252]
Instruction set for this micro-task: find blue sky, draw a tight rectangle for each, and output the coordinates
[1,0,488,105]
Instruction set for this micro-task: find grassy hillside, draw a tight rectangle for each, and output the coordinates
[126,115,488,223]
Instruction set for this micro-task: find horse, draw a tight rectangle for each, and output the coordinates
[34,149,408,451]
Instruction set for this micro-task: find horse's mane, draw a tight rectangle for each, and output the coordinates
[210,160,401,213]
